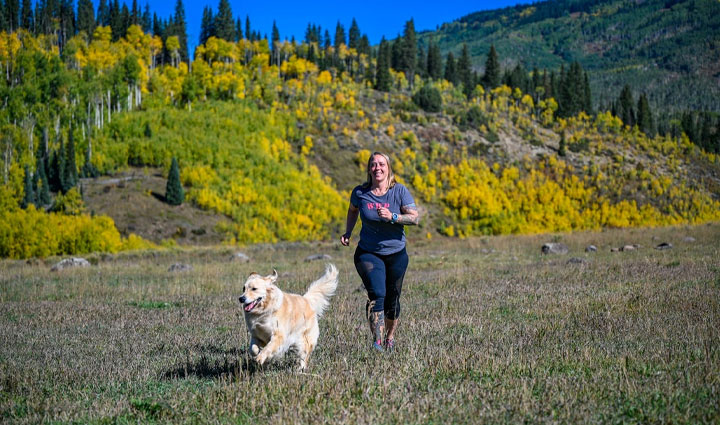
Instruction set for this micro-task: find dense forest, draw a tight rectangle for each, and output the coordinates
[0,0,719,258]
[419,0,720,147]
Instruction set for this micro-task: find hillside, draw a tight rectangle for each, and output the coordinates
[417,0,720,113]
[1,28,720,258]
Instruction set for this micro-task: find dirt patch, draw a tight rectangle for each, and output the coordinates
[80,168,230,245]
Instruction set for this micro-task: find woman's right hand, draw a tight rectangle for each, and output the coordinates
[340,232,351,246]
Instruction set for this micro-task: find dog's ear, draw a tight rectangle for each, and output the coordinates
[267,269,278,283]
[248,272,259,278]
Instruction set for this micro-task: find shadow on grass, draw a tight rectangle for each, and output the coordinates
[163,345,258,379]
[163,344,307,380]
[151,191,167,203]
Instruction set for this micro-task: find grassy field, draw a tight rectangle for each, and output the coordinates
[1,224,719,424]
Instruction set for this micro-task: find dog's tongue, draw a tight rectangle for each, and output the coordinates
[244,300,257,312]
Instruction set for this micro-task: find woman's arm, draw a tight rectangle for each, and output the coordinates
[341,204,360,246]
[397,205,419,225]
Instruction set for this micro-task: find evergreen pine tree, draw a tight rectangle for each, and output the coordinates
[444,52,456,85]
[214,0,234,41]
[49,142,65,193]
[618,85,635,127]
[681,112,697,142]
[334,21,346,48]
[21,165,35,209]
[6,0,19,31]
[245,15,251,41]
[199,6,214,45]
[482,45,500,89]
[375,38,391,92]
[427,43,442,80]
[165,157,184,206]
[77,0,95,35]
[97,0,109,27]
[390,37,402,71]
[109,0,122,40]
[20,0,32,30]
[583,71,592,114]
[358,34,370,56]
[416,46,426,79]
[62,130,77,194]
[401,19,417,85]
[130,0,139,25]
[0,4,6,32]
[142,4,151,32]
[323,29,331,50]
[637,93,654,136]
[348,18,360,50]
[235,17,242,40]
[271,20,280,64]
[35,153,51,205]
[172,0,189,61]
[457,43,474,97]
[558,131,567,157]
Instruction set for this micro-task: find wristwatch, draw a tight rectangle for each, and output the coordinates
[391,213,398,223]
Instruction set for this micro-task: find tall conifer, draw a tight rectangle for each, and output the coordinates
[637,93,654,135]
[20,0,32,31]
[61,130,77,194]
[457,43,474,97]
[165,157,184,206]
[348,18,360,50]
[444,52,456,85]
[334,21,346,48]
[173,0,188,61]
[21,166,35,209]
[482,45,500,89]
[77,0,95,35]
[214,0,234,41]
[427,43,442,80]
[375,38,391,92]
[401,19,417,85]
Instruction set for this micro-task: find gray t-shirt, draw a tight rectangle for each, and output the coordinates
[350,183,416,255]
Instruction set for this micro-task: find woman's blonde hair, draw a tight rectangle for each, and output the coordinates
[364,151,396,188]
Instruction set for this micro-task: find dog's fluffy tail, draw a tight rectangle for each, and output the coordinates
[304,263,338,317]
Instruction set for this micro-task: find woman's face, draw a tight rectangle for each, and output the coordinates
[369,154,389,184]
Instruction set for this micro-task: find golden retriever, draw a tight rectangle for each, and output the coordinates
[238,264,338,370]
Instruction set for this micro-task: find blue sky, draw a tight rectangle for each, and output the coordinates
[142,0,529,54]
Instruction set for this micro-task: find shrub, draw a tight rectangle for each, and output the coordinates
[412,85,442,113]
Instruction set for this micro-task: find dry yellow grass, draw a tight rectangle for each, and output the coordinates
[1,223,719,423]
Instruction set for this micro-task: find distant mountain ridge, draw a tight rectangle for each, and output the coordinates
[417,0,720,113]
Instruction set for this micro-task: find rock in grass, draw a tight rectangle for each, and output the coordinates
[51,257,90,271]
[683,236,696,242]
[585,245,597,252]
[655,242,673,250]
[168,263,193,272]
[541,243,568,255]
[230,252,250,262]
[567,257,589,265]
[304,254,332,262]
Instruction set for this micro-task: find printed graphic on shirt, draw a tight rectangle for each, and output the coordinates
[366,203,390,210]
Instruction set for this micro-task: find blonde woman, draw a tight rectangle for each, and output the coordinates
[341,152,419,352]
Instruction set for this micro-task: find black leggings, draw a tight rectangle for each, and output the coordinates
[354,246,409,320]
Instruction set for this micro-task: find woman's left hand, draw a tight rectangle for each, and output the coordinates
[376,207,393,222]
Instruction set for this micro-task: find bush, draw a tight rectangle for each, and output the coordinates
[461,105,489,130]
[412,85,442,113]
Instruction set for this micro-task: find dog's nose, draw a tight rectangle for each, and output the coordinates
[239,296,246,304]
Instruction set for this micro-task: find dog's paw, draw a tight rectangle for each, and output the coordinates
[250,344,260,355]
[255,351,268,365]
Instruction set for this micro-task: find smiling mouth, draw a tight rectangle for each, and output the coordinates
[244,297,262,312]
